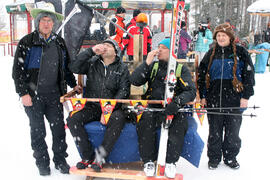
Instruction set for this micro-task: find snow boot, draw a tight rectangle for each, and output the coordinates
[165,163,176,178]
[143,162,155,177]
[55,161,70,174]
[76,159,93,169]
[91,146,107,172]
[38,166,51,176]
[224,159,240,169]
[208,161,219,170]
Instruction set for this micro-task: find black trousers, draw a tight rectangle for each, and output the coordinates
[24,93,67,168]
[67,105,126,160]
[136,111,188,164]
[207,113,242,163]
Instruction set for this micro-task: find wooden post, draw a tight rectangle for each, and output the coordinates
[133,34,144,70]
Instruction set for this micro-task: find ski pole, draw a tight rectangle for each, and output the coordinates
[56,4,81,34]
[75,0,134,38]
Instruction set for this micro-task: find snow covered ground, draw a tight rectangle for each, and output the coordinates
[0,54,269,180]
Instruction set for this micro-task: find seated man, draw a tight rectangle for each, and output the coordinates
[130,38,196,178]
[67,39,130,172]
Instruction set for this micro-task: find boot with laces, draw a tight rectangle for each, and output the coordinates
[143,162,155,177]
[165,163,176,178]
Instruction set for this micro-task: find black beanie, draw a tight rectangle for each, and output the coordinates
[116,6,126,14]
[103,39,120,56]
[133,9,141,18]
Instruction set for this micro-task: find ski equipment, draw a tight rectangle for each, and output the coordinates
[156,0,185,177]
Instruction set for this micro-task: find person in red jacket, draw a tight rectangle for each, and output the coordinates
[123,13,152,61]
[125,9,141,30]
[109,6,126,50]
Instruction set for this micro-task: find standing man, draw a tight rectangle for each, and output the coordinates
[109,6,126,50]
[12,2,81,176]
[130,38,196,178]
[67,39,130,172]
[177,21,192,59]
[123,13,152,61]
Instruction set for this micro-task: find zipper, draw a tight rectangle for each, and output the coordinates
[36,47,44,95]
[219,48,225,111]
[100,60,107,97]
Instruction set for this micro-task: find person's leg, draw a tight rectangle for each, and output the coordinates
[222,114,242,169]
[67,105,101,161]
[44,94,69,173]
[24,95,50,175]
[207,114,224,168]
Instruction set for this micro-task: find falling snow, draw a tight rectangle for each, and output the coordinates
[1,55,270,180]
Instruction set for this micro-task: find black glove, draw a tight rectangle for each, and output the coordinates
[164,101,179,116]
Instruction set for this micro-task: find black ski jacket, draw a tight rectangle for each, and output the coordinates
[69,48,130,106]
[198,44,255,108]
[130,60,196,108]
[12,30,77,97]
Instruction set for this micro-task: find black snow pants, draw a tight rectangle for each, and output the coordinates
[66,104,126,160]
[136,111,188,164]
[207,112,242,163]
[24,93,67,168]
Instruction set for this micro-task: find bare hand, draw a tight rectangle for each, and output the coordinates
[100,114,106,125]
[92,44,106,55]
[200,98,207,107]
[21,94,32,106]
[240,98,248,108]
[73,85,83,94]
[146,50,159,65]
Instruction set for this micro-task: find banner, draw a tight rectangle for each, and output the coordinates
[69,98,87,116]
[130,100,148,123]
[195,103,205,125]
[100,99,117,125]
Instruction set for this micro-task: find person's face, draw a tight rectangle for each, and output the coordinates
[102,43,116,58]
[216,32,231,47]
[39,16,54,36]
[158,44,170,61]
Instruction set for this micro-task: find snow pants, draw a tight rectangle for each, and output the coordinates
[207,113,242,163]
[24,93,67,168]
[137,111,188,164]
[66,104,126,160]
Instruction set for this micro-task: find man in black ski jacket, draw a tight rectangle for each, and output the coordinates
[67,39,130,172]
[130,38,196,178]
[12,2,81,176]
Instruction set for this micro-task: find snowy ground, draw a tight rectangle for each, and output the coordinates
[0,54,269,180]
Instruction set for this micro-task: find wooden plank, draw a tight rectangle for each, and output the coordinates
[70,166,183,180]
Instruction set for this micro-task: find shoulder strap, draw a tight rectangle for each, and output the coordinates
[175,63,183,78]
[150,62,159,83]
[150,62,183,82]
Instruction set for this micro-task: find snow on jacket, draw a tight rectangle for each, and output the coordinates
[69,47,130,107]
[198,44,255,108]
[130,60,196,108]
[109,15,125,50]
[122,24,152,56]
[12,30,77,97]
[195,29,213,52]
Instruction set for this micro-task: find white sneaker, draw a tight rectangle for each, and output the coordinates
[144,162,155,177]
[165,163,176,178]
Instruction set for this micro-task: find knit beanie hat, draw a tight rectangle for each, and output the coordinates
[213,23,235,42]
[159,38,170,49]
[133,9,141,18]
[103,39,120,56]
[116,6,126,14]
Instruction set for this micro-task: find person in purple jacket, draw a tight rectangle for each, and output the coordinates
[177,21,192,59]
